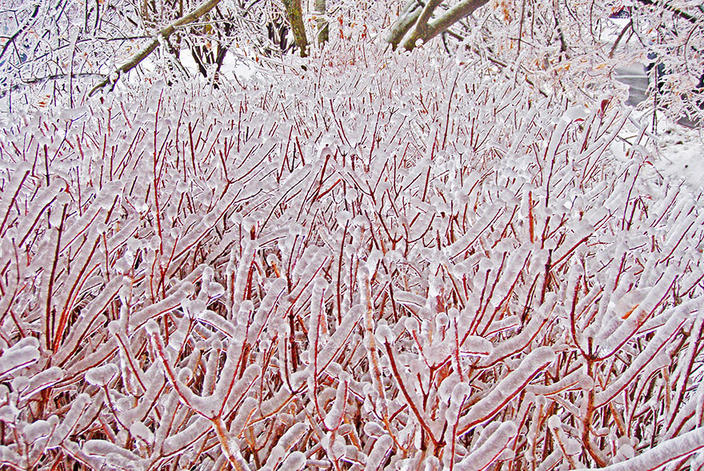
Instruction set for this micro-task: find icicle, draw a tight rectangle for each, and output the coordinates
[308,278,328,364]
[83,439,141,463]
[365,436,393,471]
[19,366,63,400]
[247,277,286,345]
[280,451,306,470]
[219,363,261,417]
[232,239,257,304]
[480,295,555,368]
[595,301,690,406]
[263,423,308,469]
[360,266,388,418]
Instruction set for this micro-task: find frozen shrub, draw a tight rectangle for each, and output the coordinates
[0,39,703,470]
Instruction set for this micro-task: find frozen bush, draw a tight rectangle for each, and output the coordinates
[0,34,703,470]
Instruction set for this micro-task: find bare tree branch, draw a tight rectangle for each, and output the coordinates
[418,0,490,48]
[386,1,423,50]
[387,0,491,51]
[401,0,443,50]
[88,0,222,96]
[282,0,308,57]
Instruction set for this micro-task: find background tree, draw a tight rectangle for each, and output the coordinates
[311,0,328,45]
[282,0,308,56]
[2,0,704,120]
[387,0,489,51]
[1,0,314,102]
[385,0,704,123]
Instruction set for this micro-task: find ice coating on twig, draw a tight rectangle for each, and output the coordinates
[0,26,703,470]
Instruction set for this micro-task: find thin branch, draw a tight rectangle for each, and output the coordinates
[635,0,701,24]
[609,19,633,58]
[0,3,40,62]
[0,73,105,98]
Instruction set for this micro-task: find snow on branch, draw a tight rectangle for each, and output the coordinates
[575,426,704,471]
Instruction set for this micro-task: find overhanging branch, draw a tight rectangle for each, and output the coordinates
[387,0,490,51]
[386,1,424,50]
[88,0,221,97]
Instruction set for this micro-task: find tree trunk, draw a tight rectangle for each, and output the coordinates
[312,0,328,45]
[283,0,309,57]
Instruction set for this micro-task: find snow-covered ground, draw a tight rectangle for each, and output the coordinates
[605,15,704,194]
[655,125,704,191]
[611,58,704,193]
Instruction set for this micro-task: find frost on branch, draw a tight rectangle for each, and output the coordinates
[0,36,703,470]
